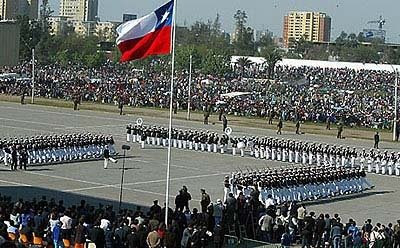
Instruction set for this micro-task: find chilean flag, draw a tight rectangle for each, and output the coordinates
[116,1,174,62]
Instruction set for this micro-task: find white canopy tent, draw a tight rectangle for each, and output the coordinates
[220,92,251,98]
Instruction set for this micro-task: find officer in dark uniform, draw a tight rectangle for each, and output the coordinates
[222,115,228,132]
[20,89,25,105]
[295,120,301,134]
[337,124,343,139]
[118,98,124,115]
[374,132,380,149]
[19,148,28,170]
[277,119,283,135]
[11,146,18,171]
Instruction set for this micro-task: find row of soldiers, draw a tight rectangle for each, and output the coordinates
[359,149,400,175]
[126,124,230,153]
[225,166,373,206]
[125,123,400,176]
[0,133,116,170]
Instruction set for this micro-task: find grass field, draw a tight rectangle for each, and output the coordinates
[0,94,395,142]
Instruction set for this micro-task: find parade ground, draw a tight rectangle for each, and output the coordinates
[0,101,399,225]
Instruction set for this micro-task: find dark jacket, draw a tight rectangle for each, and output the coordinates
[89,227,105,248]
[103,149,110,159]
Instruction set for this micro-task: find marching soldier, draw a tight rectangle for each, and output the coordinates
[103,145,117,169]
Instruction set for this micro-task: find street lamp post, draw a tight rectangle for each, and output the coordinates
[31,48,35,104]
[187,54,192,120]
[394,69,398,141]
[119,144,131,210]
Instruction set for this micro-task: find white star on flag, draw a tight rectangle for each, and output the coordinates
[161,11,170,23]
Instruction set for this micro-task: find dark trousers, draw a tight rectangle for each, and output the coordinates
[12,160,17,170]
[393,238,400,248]
[374,142,379,149]
[301,235,312,248]
[313,232,324,248]
[19,160,27,170]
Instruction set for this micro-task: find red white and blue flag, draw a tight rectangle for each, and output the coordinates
[116,1,174,62]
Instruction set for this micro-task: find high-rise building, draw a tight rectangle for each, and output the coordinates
[0,0,38,20]
[59,0,98,21]
[0,0,16,20]
[283,11,331,48]
[0,20,20,66]
[122,13,137,23]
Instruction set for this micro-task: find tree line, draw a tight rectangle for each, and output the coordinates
[16,5,400,77]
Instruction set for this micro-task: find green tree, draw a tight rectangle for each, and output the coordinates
[235,57,253,76]
[201,50,231,76]
[17,16,42,60]
[232,10,255,55]
[261,46,282,79]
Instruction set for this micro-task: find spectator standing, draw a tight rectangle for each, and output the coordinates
[212,199,224,227]
[74,218,87,248]
[89,221,105,248]
[181,225,193,248]
[147,228,161,248]
[200,189,211,213]
[314,214,326,248]
[60,210,72,241]
[259,212,273,242]
[330,221,343,248]
[394,220,400,248]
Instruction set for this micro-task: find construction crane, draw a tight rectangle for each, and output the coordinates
[367,16,386,30]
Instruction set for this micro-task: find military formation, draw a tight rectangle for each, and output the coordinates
[126,123,400,176]
[126,124,230,153]
[225,166,373,206]
[235,137,359,167]
[0,133,116,170]
[359,149,400,176]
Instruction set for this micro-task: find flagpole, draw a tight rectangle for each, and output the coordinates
[165,0,177,225]
[187,54,192,120]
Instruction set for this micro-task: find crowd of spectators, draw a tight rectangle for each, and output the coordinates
[0,184,399,248]
[0,61,398,129]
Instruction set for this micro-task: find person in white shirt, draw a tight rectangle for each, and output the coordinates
[264,194,275,209]
[60,211,72,239]
[100,218,111,231]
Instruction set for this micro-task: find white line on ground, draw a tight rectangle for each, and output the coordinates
[0,124,56,133]
[0,105,126,123]
[0,117,67,127]
[123,172,226,186]
[59,124,127,130]
[0,179,32,186]
[21,170,177,199]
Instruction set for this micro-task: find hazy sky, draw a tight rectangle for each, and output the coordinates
[48,0,400,43]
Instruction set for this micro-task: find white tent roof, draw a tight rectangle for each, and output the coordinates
[221,92,251,98]
[231,56,400,72]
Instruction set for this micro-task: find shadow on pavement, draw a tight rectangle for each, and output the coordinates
[0,186,148,211]
[306,190,394,206]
